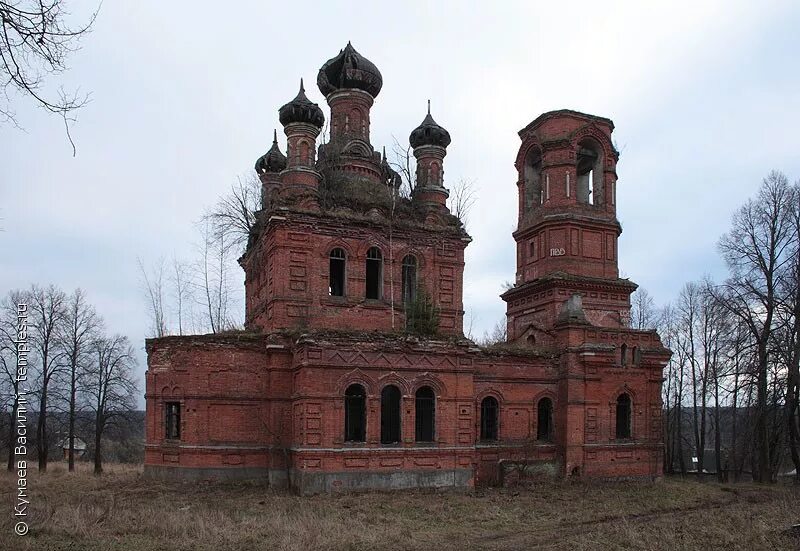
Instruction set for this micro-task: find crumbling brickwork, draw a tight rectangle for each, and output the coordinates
[144,45,670,492]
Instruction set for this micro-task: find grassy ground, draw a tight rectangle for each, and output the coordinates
[0,464,797,550]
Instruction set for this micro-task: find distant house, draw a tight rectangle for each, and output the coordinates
[58,437,88,460]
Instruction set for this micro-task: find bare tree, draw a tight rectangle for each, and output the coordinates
[201,175,261,255]
[58,288,101,472]
[0,1,99,152]
[480,318,508,346]
[775,179,800,482]
[138,257,167,338]
[0,289,28,471]
[170,255,193,336]
[448,178,478,229]
[389,136,415,198]
[86,334,137,475]
[29,284,66,471]
[714,171,795,482]
[196,221,235,334]
[630,287,658,330]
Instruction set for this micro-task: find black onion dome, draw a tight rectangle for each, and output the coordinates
[409,104,451,148]
[255,130,287,174]
[278,80,325,128]
[317,42,383,98]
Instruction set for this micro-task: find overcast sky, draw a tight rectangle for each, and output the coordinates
[2,1,799,406]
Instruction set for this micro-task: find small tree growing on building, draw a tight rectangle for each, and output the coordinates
[405,287,439,336]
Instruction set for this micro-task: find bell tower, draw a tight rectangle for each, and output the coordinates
[502,110,636,341]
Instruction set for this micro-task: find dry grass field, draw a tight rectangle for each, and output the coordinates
[1,464,797,551]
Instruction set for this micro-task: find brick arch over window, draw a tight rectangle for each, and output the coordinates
[355,239,389,259]
[411,374,445,398]
[514,138,544,173]
[336,368,376,396]
[376,373,411,396]
[322,240,355,259]
[569,124,616,160]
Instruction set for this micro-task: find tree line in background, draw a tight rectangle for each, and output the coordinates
[631,171,800,484]
[0,286,139,474]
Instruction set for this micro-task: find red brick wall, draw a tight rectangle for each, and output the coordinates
[243,218,466,335]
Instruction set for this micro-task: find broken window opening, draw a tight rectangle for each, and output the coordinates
[576,140,603,206]
[344,384,366,442]
[537,397,553,441]
[165,401,181,440]
[480,396,499,441]
[616,393,632,439]
[380,385,402,444]
[402,255,418,304]
[415,386,435,442]
[366,247,383,300]
[329,248,346,297]
[523,148,543,211]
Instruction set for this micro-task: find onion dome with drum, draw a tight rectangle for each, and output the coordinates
[409,104,451,149]
[317,42,383,98]
[254,130,287,174]
[278,80,325,128]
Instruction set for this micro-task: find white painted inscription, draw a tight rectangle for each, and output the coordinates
[550,247,566,256]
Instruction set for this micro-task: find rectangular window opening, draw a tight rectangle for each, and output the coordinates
[165,402,181,440]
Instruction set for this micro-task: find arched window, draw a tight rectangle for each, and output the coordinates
[524,148,543,211]
[480,396,499,441]
[415,386,435,442]
[620,343,628,367]
[576,140,603,206]
[380,385,401,444]
[536,397,553,441]
[329,248,346,297]
[344,384,366,442]
[402,255,417,305]
[616,393,632,439]
[366,247,383,300]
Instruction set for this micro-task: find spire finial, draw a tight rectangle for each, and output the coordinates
[427,99,431,115]
[382,145,386,160]
[300,78,305,93]
[273,129,278,144]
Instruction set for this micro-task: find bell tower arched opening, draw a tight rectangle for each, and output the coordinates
[576,139,603,206]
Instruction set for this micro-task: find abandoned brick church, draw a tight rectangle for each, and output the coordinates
[144,44,670,493]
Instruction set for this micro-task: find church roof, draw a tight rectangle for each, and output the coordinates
[278,80,325,128]
[254,130,287,174]
[317,42,383,98]
[409,104,451,149]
